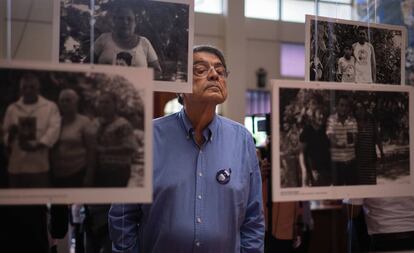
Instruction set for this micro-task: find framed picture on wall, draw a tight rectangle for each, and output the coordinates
[53,0,194,93]
[305,15,407,85]
[0,61,153,204]
[272,79,413,201]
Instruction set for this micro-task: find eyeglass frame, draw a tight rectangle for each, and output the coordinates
[193,61,230,78]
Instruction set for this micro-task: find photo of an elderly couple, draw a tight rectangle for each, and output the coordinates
[0,65,147,198]
[306,15,406,85]
[276,84,410,191]
[58,0,191,91]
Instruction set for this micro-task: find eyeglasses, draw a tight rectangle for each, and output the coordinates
[193,62,229,78]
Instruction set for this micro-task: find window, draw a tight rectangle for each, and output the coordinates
[245,0,279,20]
[318,2,352,20]
[244,0,353,22]
[244,115,268,147]
[194,0,223,14]
[280,43,305,78]
[282,0,316,23]
[281,0,353,23]
[245,90,270,147]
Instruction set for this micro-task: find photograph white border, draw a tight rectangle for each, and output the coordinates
[271,79,414,201]
[0,60,153,204]
[305,15,407,85]
[52,0,194,93]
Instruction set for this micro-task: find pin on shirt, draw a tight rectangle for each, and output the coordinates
[216,168,231,184]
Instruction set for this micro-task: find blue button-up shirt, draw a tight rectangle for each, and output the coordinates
[109,109,264,253]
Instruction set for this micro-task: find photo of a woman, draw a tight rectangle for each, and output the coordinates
[94,92,137,187]
[93,3,162,78]
[51,89,96,188]
[59,0,192,91]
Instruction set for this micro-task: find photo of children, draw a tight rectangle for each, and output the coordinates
[306,15,406,85]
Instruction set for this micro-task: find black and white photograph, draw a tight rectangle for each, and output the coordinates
[305,15,406,85]
[272,80,413,201]
[54,0,193,92]
[0,61,153,204]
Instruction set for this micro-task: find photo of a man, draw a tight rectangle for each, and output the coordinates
[326,95,358,186]
[3,73,61,188]
[273,80,412,201]
[353,29,376,83]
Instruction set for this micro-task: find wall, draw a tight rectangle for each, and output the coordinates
[0,0,306,123]
[195,6,305,122]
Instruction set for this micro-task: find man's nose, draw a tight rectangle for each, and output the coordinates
[207,68,220,81]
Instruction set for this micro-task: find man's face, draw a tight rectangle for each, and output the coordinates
[358,31,367,43]
[20,78,39,102]
[355,102,365,120]
[337,98,349,117]
[183,52,228,106]
[344,47,352,58]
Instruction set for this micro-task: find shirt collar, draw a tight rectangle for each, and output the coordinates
[178,108,219,143]
[334,113,353,124]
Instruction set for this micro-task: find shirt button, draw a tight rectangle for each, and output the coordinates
[200,150,203,154]
[198,172,203,177]
[197,195,202,200]
[196,217,202,223]
[195,241,200,247]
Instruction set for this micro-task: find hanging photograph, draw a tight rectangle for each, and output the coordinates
[272,80,413,201]
[0,61,153,204]
[305,15,406,85]
[54,0,194,92]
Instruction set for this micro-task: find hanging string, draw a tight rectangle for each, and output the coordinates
[313,0,318,81]
[122,204,125,253]
[6,0,11,60]
[12,0,35,59]
[90,0,95,65]
[366,0,371,44]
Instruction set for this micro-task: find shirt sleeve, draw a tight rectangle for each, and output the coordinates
[141,37,158,63]
[337,59,343,74]
[2,105,14,145]
[109,204,142,253]
[39,102,61,147]
[326,116,334,135]
[240,135,265,253]
[94,33,106,58]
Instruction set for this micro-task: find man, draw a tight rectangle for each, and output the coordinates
[299,95,332,187]
[353,29,376,83]
[326,95,358,186]
[109,45,265,253]
[3,73,61,187]
[337,43,356,82]
[346,197,414,252]
[1,73,61,253]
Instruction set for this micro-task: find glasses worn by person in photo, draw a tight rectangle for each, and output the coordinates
[193,61,229,78]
